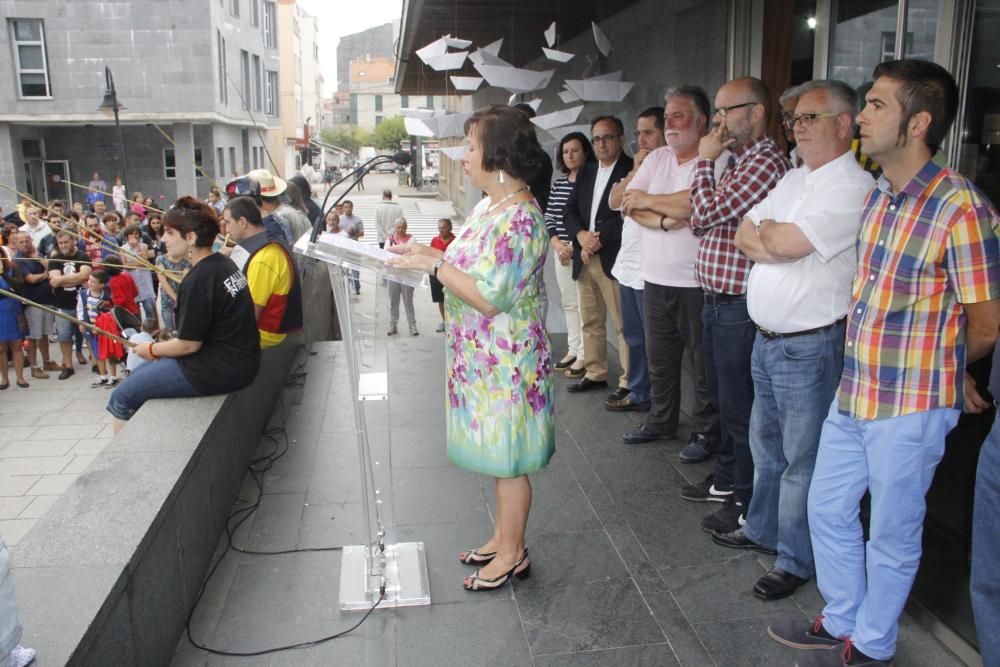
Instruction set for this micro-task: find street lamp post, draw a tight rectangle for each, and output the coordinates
[98,66,127,194]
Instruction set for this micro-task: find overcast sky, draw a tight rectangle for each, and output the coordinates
[297,0,404,95]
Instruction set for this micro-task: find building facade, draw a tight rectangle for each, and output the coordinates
[396,0,999,662]
[335,22,395,93]
[0,0,283,209]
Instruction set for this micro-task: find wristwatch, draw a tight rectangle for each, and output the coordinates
[433,258,444,278]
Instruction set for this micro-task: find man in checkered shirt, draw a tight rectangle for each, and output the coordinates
[768,60,1000,667]
[679,77,792,537]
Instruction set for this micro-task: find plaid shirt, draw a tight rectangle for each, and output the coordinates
[691,135,791,294]
[838,161,1000,420]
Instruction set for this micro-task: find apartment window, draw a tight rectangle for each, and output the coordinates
[375,116,383,126]
[252,54,262,112]
[426,95,433,108]
[229,147,237,175]
[229,0,239,18]
[217,31,227,104]
[240,50,251,108]
[265,70,277,116]
[249,0,259,27]
[217,147,225,178]
[263,1,276,48]
[164,148,203,179]
[400,95,408,108]
[9,19,51,98]
[375,95,383,112]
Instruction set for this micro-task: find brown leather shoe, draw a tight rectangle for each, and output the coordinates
[30,367,49,380]
[43,360,61,371]
[605,397,650,412]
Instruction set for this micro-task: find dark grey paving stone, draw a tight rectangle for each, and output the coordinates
[396,599,532,667]
[587,450,688,499]
[517,578,665,655]
[389,404,447,429]
[618,491,738,569]
[392,465,489,526]
[239,492,307,552]
[533,643,680,666]
[209,551,349,651]
[396,522,515,605]
[389,425,451,468]
[658,554,799,625]
[894,631,966,667]
[645,591,716,667]
[513,529,629,589]
[603,520,669,593]
[486,463,603,538]
[305,436,366,505]
[298,501,369,549]
[692,612,806,667]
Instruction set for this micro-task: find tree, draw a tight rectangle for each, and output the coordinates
[319,126,372,155]
[374,115,408,151]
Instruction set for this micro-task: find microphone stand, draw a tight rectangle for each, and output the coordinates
[310,155,400,243]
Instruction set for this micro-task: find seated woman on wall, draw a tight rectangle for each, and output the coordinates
[107,196,261,433]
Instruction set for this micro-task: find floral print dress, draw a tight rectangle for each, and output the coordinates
[443,198,555,478]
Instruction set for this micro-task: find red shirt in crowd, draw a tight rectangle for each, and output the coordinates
[109,272,140,316]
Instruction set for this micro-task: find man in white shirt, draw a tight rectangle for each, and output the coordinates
[374,189,404,248]
[716,80,875,602]
[18,205,51,250]
[617,87,726,455]
[606,107,666,412]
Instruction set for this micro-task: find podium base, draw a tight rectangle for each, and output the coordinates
[339,542,431,611]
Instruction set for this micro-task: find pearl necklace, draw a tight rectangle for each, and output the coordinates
[487,186,529,214]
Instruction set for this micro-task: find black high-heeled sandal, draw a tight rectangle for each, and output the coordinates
[458,548,496,565]
[463,550,530,592]
[554,355,577,370]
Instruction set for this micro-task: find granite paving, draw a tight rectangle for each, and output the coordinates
[172,286,968,666]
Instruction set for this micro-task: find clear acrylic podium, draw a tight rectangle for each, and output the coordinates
[294,231,432,611]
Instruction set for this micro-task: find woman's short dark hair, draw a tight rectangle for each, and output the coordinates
[163,196,219,248]
[123,224,141,239]
[464,105,547,183]
[555,132,596,174]
[872,58,958,153]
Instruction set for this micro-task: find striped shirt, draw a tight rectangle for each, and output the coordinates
[838,161,1000,420]
[543,177,576,242]
[690,135,791,295]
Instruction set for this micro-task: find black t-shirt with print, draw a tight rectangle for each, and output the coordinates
[48,249,90,310]
[176,253,261,394]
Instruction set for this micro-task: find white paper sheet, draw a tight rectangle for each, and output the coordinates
[592,21,612,57]
[530,105,584,131]
[449,75,484,91]
[473,63,555,93]
[563,76,634,102]
[542,47,574,63]
[544,22,556,48]
[422,51,468,71]
[439,145,467,160]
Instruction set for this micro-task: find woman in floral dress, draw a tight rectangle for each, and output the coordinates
[388,105,554,591]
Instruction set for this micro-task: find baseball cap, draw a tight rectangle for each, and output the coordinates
[225,169,288,200]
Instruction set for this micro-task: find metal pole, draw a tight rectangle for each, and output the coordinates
[108,67,128,195]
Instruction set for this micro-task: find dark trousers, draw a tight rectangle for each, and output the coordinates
[643,282,718,437]
[702,299,755,506]
[620,284,650,404]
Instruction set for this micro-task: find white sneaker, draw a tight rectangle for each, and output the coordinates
[435,322,445,333]
[10,645,36,667]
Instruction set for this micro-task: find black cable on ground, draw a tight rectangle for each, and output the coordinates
[185,381,383,657]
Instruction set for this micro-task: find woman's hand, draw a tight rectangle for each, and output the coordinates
[386,242,436,257]
[386,252,435,273]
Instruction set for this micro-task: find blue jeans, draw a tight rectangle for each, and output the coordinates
[620,284,650,405]
[808,405,959,661]
[742,325,844,579]
[138,298,156,322]
[972,409,1000,667]
[702,299,756,504]
[106,357,202,420]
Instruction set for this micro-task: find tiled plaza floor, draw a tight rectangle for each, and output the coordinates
[173,292,967,666]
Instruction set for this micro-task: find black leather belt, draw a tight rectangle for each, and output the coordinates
[755,318,846,340]
[703,292,746,305]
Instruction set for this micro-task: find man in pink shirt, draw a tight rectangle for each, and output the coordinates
[616,86,726,464]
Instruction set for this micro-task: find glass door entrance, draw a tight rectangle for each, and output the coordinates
[43,160,71,206]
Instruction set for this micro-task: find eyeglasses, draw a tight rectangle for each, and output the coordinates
[591,134,622,144]
[783,112,841,130]
[712,102,757,117]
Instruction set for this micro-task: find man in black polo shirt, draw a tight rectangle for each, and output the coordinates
[14,232,58,379]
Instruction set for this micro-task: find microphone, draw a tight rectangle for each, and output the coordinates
[309,152,412,243]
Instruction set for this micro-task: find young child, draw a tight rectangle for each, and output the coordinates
[102,255,140,318]
[76,270,120,387]
[124,318,158,376]
[154,246,190,334]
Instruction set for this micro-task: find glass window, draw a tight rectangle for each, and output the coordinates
[401,94,409,108]
[828,0,898,90]
[252,54,262,112]
[217,31,227,104]
[229,0,239,18]
[426,95,433,108]
[164,149,177,179]
[265,70,277,116]
[263,1,276,48]
[229,147,237,176]
[250,0,259,27]
[217,147,225,179]
[375,95,383,112]
[240,50,251,108]
[9,19,51,98]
